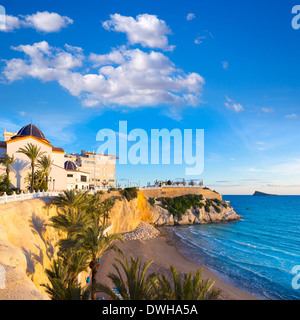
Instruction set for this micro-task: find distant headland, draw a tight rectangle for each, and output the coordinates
[253,191,278,196]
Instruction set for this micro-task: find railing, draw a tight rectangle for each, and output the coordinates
[0,185,206,205]
[0,190,61,205]
[140,185,204,190]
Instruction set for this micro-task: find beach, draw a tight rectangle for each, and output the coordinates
[96,226,257,300]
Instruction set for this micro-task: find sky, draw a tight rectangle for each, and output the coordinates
[0,0,300,195]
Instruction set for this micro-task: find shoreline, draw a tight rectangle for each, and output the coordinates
[160,226,259,300]
[96,226,258,300]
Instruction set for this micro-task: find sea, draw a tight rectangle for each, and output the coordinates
[168,195,300,300]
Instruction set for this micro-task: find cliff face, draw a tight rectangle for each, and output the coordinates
[0,188,240,299]
[150,202,240,226]
[0,198,59,299]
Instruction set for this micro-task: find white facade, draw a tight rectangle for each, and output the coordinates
[0,124,116,192]
[66,170,90,191]
[0,125,67,191]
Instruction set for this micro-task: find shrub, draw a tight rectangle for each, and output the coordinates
[212,204,221,213]
[120,187,138,202]
[204,204,210,213]
[212,198,221,206]
[148,197,155,207]
[157,194,205,220]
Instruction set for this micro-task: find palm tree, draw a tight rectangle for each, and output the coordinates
[42,258,90,300]
[101,198,115,226]
[0,153,15,176]
[61,251,90,284]
[64,221,124,300]
[151,265,221,300]
[48,207,92,238]
[51,189,89,211]
[18,143,46,192]
[37,155,53,190]
[0,153,15,189]
[96,256,156,300]
[84,193,104,224]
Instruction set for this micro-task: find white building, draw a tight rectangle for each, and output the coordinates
[64,160,89,191]
[0,124,91,191]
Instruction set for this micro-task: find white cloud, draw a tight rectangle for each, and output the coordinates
[89,47,126,67]
[186,13,196,21]
[285,114,298,119]
[102,13,174,51]
[225,96,244,112]
[2,11,73,33]
[3,41,205,110]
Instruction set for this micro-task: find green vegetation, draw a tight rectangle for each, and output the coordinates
[151,265,221,300]
[119,187,138,202]
[0,153,17,195]
[157,194,204,220]
[97,256,156,300]
[154,194,225,218]
[148,197,155,206]
[96,256,221,300]
[204,203,211,213]
[46,189,123,300]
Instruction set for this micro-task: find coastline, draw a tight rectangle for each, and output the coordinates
[96,226,258,300]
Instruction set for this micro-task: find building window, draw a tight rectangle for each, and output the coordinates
[67,174,73,178]
[81,175,87,182]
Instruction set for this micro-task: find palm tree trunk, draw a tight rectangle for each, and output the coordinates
[31,162,35,193]
[46,175,49,191]
[89,259,100,300]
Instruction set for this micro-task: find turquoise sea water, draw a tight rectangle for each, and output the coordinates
[169,196,300,300]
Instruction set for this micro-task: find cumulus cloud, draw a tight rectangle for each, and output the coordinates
[102,13,175,51]
[3,41,84,82]
[225,96,244,112]
[2,11,73,33]
[3,40,204,110]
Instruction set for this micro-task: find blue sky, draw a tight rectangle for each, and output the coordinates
[0,0,300,194]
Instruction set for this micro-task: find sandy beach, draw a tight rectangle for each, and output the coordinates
[96,227,257,300]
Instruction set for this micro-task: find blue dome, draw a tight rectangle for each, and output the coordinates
[64,161,77,171]
[17,124,46,140]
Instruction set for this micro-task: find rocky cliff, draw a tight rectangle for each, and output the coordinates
[0,188,240,299]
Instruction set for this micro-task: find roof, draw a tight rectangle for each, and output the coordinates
[64,160,77,171]
[52,147,65,153]
[15,124,46,140]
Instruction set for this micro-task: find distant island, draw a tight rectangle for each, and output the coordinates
[253,191,278,196]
